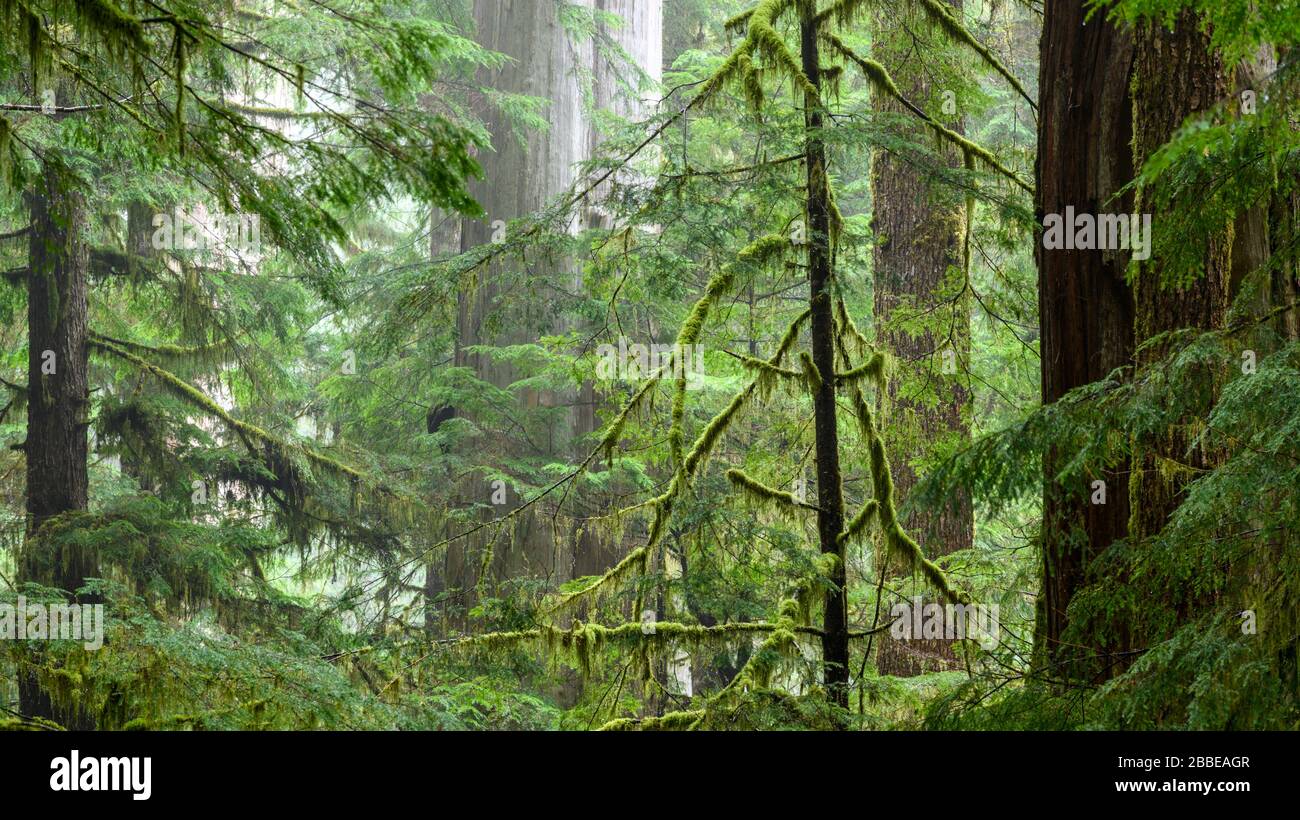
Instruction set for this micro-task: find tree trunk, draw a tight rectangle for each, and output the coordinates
[1123,11,1233,671]
[574,0,663,580]
[444,0,598,608]
[1129,12,1232,540]
[1033,0,1135,679]
[442,0,661,635]
[19,161,96,728]
[799,5,849,710]
[871,0,972,677]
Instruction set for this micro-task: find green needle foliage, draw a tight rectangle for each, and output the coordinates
[0,0,1294,732]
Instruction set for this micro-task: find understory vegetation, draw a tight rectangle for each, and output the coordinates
[1,0,1297,731]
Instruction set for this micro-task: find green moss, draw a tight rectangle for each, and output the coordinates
[837,351,886,388]
[839,499,879,545]
[726,467,813,517]
[598,709,704,731]
[851,387,966,604]
[914,0,1034,110]
[697,0,814,110]
[824,34,1031,193]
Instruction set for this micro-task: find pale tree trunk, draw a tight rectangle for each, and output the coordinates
[574,0,663,580]
[444,0,595,607]
[439,0,662,625]
[871,0,972,677]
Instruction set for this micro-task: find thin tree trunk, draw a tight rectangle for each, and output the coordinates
[799,5,849,710]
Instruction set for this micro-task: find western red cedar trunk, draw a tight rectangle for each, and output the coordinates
[1033,0,1135,679]
[1267,184,1300,341]
[1126,12,1233,664]
[19,162,96,728]
[799,5,849,709]
[1264,50,1300,343]
[1129,13,1232,533]
[871,0,972,677]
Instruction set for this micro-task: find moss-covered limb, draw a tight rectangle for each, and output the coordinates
[70,0,149,57]
[839,499,879,545]
[465,619,819,647]
[668,233,788,464]
[816,0,1035,112]
[547,545,650,617]
[551,485,676,616]
[678,309,811,488]
[775,308,812,357]
[596,372,660,465]
[566,310,813,617]
[914,0,1035,111]
[670,374,687,467]
[90,337,372,484]
[835,299,871,356]
[815,0,874,27]
[823,34,1032,194]
[454,618,827,684]
[727,468,819,514]
[598,709,704,731]
[850,386,967,605]
[799,350,823,393]
[697,0,812,109]
[727,350,802,379]
[0,708,65,731]
[679,390,749,488]
[676,234,791,350]
[89,330,229,363]
[836,351,886,386]
[219,101,331,121]
[715,616,802,697]
[723,6,758,34]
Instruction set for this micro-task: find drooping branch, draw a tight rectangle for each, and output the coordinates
[552,310,811,614]
[823,34,1032,193]
[727,467,821,514]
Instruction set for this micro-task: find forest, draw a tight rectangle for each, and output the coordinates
[0,0,1297,733]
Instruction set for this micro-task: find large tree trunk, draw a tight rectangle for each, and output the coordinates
[799,5,849,710]
[1129,13,1233,542]
[441,0,661,631]
[871,0,972,677]
[19,162,96,728]
[444,0,597,608]
[573,0,663,580]
[1033,0,1135,679]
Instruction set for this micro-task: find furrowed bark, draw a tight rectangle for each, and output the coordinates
[19,161,96,729]
[1034,0,1135,680]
